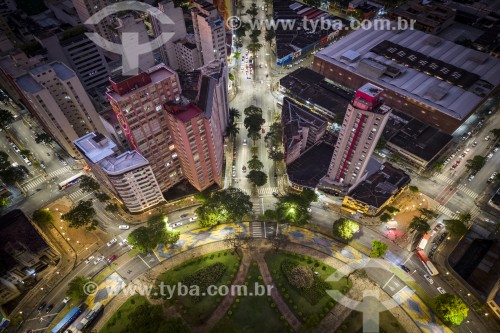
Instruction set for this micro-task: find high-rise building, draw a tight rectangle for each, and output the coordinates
[165,102,222,191]
[191,0,227,66]
[323,83,391,191]
[116,15,155,74]
[75,132,165,213]
[36,28,110,93]
[148,0,187,70]
[106,64,183,192]
[174,39,202,72]
[16,61,108,158]
[72,0,118,51]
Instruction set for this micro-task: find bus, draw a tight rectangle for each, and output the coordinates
[416,250,439,276]
[58,172,85,190]
[75,302,103,331]
[51,306,82,333]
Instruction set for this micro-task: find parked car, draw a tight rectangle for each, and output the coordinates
[38,301,47,311]
[85,256,95,264]
[437,287,446,294]
[243,139,247,145]
[118,225,129,230]
[171,222,183,228]
[46,304,54,313]
[180,214,189,218]
[272,192,279,198]
[107,238,117,246]
[62,297,71,304]
[488,172,498,183]
[107,255,117,263]
[424,274,434,284]
[13,145,20,153]
[94,256,105,265]
[400,265,411,273]
[189,216,198,222]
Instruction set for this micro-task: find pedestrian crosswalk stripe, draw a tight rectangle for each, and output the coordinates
[437,205,454,218]
[68,189,85,201]
[47,166,72,178]
[457,185,479,199]
[257,187,278,195]
[435,174,453,184]
[21,177,46,191]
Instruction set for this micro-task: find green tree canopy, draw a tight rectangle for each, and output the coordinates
[379,213,392,223]
[0,109,14,127]
[229,107,241,121]
[409,216,430,233]
[490,128,500,140]
[105,203,119,213]
[434,294,469,326]
[332,218,359,241]
[268,150,284,161]
[66,276,91,301]
[265,29,276,44]
[128,215,180,253]
[418,208,438,219]
[128,226,158,253]
[465,155,486,172]
[195,188,253,227]
[247,155,264,170]
[61,199,98,230]
[246,170,268,187]
[32,209,54,225]
[409,185,419,193]
[226,122,239,139]
[371,240,389,258]
[273,190,317,225]
[244,113,265,143]
[123,303,189,332]
[0,197,9,207]
[247,42,263,53]
[34,133,54,144]
[79,175,100,193]
[0,151,10,170]
[0,166,26,185]
[443,219,467,237]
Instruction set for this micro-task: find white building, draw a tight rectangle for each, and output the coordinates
[74,132,165,213]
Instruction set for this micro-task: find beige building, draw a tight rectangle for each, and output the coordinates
[322,83,391,192]
[16,62,108,158]
[191,0,227,66]
[74,132,164,213]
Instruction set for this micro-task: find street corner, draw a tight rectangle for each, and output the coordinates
[85,272,126,308]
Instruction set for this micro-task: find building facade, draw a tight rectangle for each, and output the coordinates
[323,83,391,191]
[75,132,165,213]
[36,29,110,92]
[106,64,183,192]
[16,62,108,158]
[191,0,227,66]
[165,102,222,191]
[148,0,188,70]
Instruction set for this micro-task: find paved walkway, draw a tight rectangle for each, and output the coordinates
[192,250,250,333]
[254,244,302,331]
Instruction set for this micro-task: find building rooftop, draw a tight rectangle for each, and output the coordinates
[384,110,453,162]
[315,27,500,120]
[0,210,51,273]
[166,102,203,122]
[98,150,150,176]
[16,61,76,93]
[279,67,352,118]
[107,63,176,101]
[347,162,410,209]
[74,132,117,164]
[287,142,335,188]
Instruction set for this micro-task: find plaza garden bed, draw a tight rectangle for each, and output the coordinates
[211,262,291,333]
[335,307,406,333]
[265,251,351,327]
[154,250,241,325]
[101,295,188,333]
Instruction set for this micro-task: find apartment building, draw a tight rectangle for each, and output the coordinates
[106,64,183,192]
[36,28,110,92]
[75,132,164,213]
[16,61,108,158]
[191,0,227,65]
[165,102,222,191]
[322,83,391,192]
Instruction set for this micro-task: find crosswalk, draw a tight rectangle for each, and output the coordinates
[456,184,479,199]
[68,189,90,202]
[47,166,72,178]
[436,204,481,220]
[434,173,479,199]
[21,176,46,191]
[234,186,278,196]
